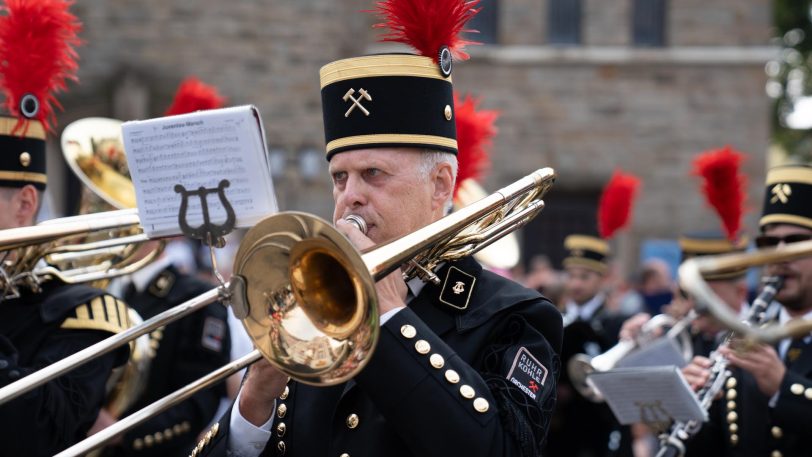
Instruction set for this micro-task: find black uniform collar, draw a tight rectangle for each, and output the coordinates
[411,256,542,334]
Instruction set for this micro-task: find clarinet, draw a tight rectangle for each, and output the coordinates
[655,275,785,457]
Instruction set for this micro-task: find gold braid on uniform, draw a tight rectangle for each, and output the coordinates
[60,295,130,334]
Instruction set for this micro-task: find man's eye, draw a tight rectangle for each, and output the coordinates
[332,172,347,182]
[365,168,381,177]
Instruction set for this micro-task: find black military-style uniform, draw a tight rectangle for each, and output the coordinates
[0,281,130,456]
[192,257,562,457]
[685,335,812,457]
[104,265,231,456]
[545,300,633,457]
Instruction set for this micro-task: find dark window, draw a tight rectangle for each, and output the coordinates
[633,0,667,46]
[548,0,582,45]
[466,0,498,44]
[520,187,600,271]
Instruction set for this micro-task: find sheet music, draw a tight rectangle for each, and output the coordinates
[616,337,688,369]
[588,366,706,425]
[123,105,278,238]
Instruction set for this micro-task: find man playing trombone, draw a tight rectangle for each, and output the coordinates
[681,164,812,457]
[190,2,563,456]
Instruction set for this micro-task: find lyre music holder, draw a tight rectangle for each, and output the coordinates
[174,179,236,248]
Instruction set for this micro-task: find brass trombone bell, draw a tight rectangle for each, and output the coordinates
[679,239,812,344]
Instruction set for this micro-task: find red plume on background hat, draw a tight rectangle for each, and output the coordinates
[453,92,497,198]
[598,169,642,240]
[0,0,82,190]
[691,145,747,241]
[165,77,226,116]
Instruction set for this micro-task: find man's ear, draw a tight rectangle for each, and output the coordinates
[14,185,39,226]
[430,162,454,211]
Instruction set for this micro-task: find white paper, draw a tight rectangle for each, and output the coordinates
[616,337,688,369]
[587,366,707,425]
[122,106,278,238]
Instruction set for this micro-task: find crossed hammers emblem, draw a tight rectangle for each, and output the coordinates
[771,183,792,204]
[343,88,372,117]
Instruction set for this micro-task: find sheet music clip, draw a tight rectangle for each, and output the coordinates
[175,179,236,292]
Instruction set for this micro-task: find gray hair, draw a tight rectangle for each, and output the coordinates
[418,150,458,211]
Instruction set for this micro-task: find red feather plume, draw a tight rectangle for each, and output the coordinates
[165,77,226,116]
[692,145,747,241]
[0,0,82,133]
[372,0,481,61]
[453,92,497,197]
[598,170,641,240]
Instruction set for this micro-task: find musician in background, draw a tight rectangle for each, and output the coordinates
[0,1,131,454]
[191,3,563,456]
[94,78,232,456]
[546,234,633,457]
[682,164,812,457]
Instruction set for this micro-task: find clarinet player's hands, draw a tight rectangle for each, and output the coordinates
[682,356,713,392]
[719,344,785,397]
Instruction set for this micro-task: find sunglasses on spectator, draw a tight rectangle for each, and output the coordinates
[755,234,812,248]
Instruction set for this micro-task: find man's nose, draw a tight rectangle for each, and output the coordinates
[341,174,368,209]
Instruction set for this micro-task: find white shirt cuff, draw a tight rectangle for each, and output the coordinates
[227,391,275,457]
[380,307,404,325]
[768,391,780,408]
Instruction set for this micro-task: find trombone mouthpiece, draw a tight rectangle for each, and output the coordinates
[344,215,368,235]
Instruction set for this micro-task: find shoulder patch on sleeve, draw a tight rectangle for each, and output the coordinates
[61,295,130,335]
[506,347,549,401]
[201,316,226,352]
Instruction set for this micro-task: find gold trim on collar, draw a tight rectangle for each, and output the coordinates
[0,117,45,140]
[759,213,812,230]
[766,166,812,186]
[563,257,609,275]
[320,55,451,89]
[679,236,748,254]
[564,235,609,255]
[0,170,47,184]
[326,134,458,155]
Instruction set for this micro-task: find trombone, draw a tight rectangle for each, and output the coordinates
[0,167,556,457]
[679,239,812,343]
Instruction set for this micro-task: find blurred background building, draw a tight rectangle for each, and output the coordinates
[47,0,777,276]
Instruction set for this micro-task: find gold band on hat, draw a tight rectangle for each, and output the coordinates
[564,235,609,255]
[0,170,47,184]
[320,55,451,89]
[759,213,812,231]
[679,236,749,255]
[326,133,458,156]
[563,257,609,275]
[766,167,812,186]
[0,117,45,140]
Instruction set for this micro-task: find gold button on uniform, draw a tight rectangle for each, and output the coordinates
[415,340,431,354]
[400,325,416,339]
[346,413,359,429]
[154,432,164,444]
[790,383,804,395]
[726,377,737,389]
[726,411,737,423]
[144,435,155,447]
[460,385,475,399]
[340,453,350,457]
[729,423,738,433]
[473,397,489,413]
[133,438,144,450]
[772,426,783,439]
[727,401,736,410]
[173,424,183,434]
[445,369,460,384]
[772,451,783,457]
[277,403,288,418]
[805,388,812,400]
[726,389,737,400]
[280,385,290,400]
[730,434,739,445]
[444,105,453,121]
[430,354,445,369]
[19,152,30,167]
[164,428,174,440]
[278,441,286,454]
[277,422,286,437]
